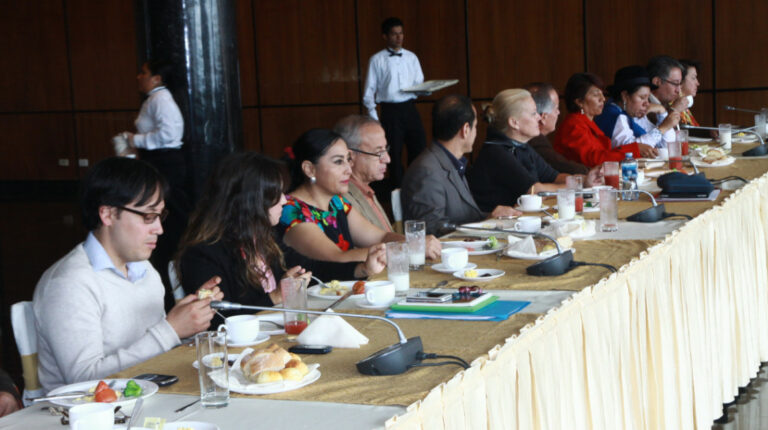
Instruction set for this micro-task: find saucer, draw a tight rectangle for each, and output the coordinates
[431,262,477,274]
[452,268,505,281]
[355,297,397,310]
[227,332,270,347]
[514,205,550,212]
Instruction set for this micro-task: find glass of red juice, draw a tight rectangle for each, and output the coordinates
[604,161,620,189]
[676,130,689,156]
[566,175,584,213]
[281,277,308,334]
[668,140,683,170]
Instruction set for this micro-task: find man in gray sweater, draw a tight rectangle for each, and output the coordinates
[33,158,222,392]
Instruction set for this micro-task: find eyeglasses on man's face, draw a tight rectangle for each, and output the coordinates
[661,78,682,88]
[349,145,391,160]
[117,206,168,224]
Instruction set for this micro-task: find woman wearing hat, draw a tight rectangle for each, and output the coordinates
[595,65,679,154]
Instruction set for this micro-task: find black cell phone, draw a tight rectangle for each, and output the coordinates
[133,373,179,386]
[288,344,333,354]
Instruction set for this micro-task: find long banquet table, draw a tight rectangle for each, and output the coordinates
[3,143,768,429]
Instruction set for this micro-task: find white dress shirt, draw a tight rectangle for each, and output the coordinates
[362,48,424,120]
[133,86,184,150]
[612,114,674,149]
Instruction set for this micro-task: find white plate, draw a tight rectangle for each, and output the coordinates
[354,297,397,310]
[467,246,506,256]
[307,282,365,300]
[732,134,758,143]
[513,205,550,212]
[691,156,735,167]
[227,332,270,348]
[46,379,158,407]
[163,422,220,430]
[441,239,489,249]
[452,268,505,281]
[192,353,238,370]
[688,136,713,143]
[211,348,321,395]
[456,220,516,235]
[431,262,477,273]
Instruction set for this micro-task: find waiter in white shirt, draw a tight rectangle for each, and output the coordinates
[363,17,427,188]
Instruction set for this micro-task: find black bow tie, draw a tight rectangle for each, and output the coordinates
[388,50,402,57]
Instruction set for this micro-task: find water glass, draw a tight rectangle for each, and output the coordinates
[599,188,618,232]
[557,188,576,220]
[719,123,732,149]
[603,161,620,189]
[755,110,767,138]
[281,277,308,335]
[386,241,410,293]
[404,220,426,270]
[676,129,689,156]
[566,175,584,213]
[195,331,229,408]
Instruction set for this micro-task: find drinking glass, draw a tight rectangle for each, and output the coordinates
[566,175,584,213]
[604,161,620,189]
[599,188,618,232]
[195,331,229,408]
[281,277,308,334]
[755,110,767,138]
[676,129,689,156]
[386,241,410,293]
[719,123,732,149]
[557,188,576,220]
[404,220,426,270]
[668,140,683,170]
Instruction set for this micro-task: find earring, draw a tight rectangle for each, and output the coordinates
[310,176,316,184]
[623,100,627,111]
[580,108,585,115]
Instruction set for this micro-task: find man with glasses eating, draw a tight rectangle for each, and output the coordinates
[646,55,685,128]
[32,157,222,392]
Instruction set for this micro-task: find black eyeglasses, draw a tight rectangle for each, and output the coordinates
[349,145,391,160]
[661,78,682,87]
[117,206,168,224]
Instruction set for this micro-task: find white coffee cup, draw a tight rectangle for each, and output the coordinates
[218,314,260,344]
[657,148,669,161]
[517,194,542,211]
[514,216,541,233]
[441,247,469,270]
[364,280,395,306]
[69,403,114,430]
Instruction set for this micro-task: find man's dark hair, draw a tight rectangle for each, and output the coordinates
[432,94,476,141]
[646,55,684,81]
[524,82,557,114]
[81,157,168,231]
[146,59,174,87]
[381,17,404,34]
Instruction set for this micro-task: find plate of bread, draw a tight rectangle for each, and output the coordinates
[208,343,320,395]
[691,148,735,167]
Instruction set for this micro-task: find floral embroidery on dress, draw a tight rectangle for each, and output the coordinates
[279,195,352,250]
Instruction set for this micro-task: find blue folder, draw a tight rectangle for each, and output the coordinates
[385,300,530,321]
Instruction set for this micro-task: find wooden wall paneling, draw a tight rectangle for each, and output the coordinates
[74,112,136,173]
[357,0,468,102]
[467,0,584,99]
[67,0,139,110]
[715,0,768,89]
[254,0,359,105]
[0,114,77,180]
[259,105,360,158]
[586,1,712,87]
[236,0,259,107]
[242,108,261,151]
[689,92,714,128]
[0,1,71,112]
[714,91,768,127]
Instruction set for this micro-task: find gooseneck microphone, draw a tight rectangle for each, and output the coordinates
[537,189,690,222]
[680,124,767,157]
[211,301,424,375]
[724,105,763,114]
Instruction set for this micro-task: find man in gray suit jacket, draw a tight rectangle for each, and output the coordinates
[401,95,520,235]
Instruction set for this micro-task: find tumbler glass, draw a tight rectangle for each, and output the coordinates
[599,188,618,232]
[557,188,576,220]
[386,241,410,293]
[195,331,229,408]
[281,277,308,334]
[405,220,426,270]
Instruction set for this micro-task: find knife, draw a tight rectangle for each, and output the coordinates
[29,391,89,402]
[323,290,354,312]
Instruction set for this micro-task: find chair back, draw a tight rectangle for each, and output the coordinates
[168,262,185,301]
[10,301,44,404]
[391,188,403,234]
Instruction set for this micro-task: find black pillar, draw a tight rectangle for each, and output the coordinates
[136,0,242,201]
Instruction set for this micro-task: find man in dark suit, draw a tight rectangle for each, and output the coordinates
[401,95,520,235]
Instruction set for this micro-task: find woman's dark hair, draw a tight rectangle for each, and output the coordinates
[146,59,174,87]
[564,73,605,113]
[176,152,289,293]
[289,128,344,191]
[679,59,701,80]
[81,157,167,231]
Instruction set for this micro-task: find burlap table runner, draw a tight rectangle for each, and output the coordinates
[111,312,540,406]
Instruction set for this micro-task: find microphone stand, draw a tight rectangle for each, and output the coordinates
[724,105,763,114]
[210,301,424,376]
[681,124,767,157]
[538,189,691,223]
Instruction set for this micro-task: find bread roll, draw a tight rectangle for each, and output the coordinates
[256,371,283,383]
[284,358,308,376]
[240,351,286,381]
[279,367,303,381]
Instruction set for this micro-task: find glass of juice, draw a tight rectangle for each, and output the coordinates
[604,161,620,189]
[281,277,308,334]
[668,140,683,170]
[676,129,689,156]
[565,175,584,213]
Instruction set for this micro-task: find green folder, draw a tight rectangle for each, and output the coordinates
[389,293,498,313]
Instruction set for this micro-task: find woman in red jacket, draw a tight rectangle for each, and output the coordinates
[553,73,655,167]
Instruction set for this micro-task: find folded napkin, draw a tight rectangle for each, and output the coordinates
[544,219,596,239]
[506,235,537,255]
[296,314,369,349]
